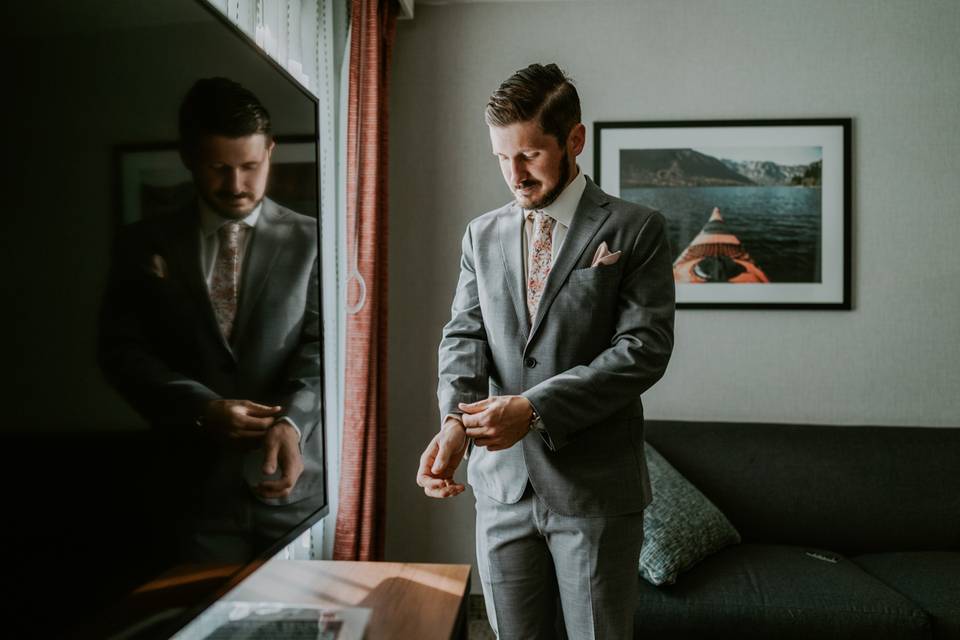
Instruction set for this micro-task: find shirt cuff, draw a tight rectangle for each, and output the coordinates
[442,413,462,427]
[442,413,471,460]
[276,417,303,446]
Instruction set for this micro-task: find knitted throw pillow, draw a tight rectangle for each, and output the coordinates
[640,445,741,586]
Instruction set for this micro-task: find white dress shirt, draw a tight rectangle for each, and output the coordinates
[198,199,261,287]
[522,168,587,276]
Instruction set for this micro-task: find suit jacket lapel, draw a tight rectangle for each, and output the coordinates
[158,206,235,357]
[497,204,531,337]
[233,198,286,344]
[528,179,611,344]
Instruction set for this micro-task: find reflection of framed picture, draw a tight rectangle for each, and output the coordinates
[115,135,318,225]
[595,119,851,309]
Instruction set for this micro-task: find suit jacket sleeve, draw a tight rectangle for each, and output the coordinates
[523,211,675,450]
[437,225,491,421]
[98,225,221,430]
[273,254,322,442]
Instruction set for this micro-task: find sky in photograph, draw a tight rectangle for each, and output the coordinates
[693,146,822,165]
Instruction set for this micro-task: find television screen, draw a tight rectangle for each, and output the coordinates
[1,1,327,636]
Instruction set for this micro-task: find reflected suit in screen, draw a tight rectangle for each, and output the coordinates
[99,196,322,561]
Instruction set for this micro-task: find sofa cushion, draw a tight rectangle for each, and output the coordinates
[854,552,960,640]
[634,544,932,639]
[640,445,741,585]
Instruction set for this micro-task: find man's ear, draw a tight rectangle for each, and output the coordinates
[266,138,276,158]
[567,123,586,157]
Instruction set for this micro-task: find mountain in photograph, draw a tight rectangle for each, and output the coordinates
[719,158,822,186]
[620,149,756,188]
[793,159,821,186]
[720,159,805,185]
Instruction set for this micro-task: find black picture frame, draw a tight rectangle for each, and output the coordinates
[594,119,852,310]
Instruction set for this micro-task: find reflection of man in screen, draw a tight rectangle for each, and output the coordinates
[99,77,322,563]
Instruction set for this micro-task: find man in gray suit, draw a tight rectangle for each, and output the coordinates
[100,78,322,563]
[417,64,675,638]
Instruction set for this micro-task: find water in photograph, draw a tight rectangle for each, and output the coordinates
[621,186,822,283]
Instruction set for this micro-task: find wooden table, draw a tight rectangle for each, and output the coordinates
[226,560,471,640]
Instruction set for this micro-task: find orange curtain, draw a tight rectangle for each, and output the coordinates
[333,0,398,561]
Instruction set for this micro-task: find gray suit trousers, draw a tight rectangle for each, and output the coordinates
[475,484,645,640]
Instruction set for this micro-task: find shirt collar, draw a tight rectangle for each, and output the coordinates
[198,198,262,237]
[524,167,585,228]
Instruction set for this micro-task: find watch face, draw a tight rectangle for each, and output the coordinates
[529,413,544,432]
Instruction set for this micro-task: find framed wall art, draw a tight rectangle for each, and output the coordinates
[594,119,851,309]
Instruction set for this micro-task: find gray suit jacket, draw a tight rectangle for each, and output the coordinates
[437,177,674,517]
[99,197,322,509]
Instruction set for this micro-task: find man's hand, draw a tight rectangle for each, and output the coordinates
[416,417,467,498]
[202,400,282,441]
[256,420,304,499]
[460,396,532,451]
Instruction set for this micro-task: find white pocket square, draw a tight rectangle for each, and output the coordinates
[149,254,168,279]
[591,242,621,267]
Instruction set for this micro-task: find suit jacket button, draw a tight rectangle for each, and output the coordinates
[524,356,537,368]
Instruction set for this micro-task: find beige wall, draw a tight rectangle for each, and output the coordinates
[385,0,960,586]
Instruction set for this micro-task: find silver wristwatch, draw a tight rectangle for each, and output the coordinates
[529,405,546,434]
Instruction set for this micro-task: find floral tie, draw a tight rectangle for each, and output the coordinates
[526,211,556,322]
[210,221,246,341]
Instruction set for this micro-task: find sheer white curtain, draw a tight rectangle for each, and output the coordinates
[203,0,349,561]
[204,0,322,94]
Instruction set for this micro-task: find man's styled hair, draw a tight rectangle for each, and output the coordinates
[485,63,581,145]
[178,77,272,155]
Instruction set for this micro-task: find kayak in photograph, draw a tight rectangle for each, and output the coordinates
[672,207,770,283]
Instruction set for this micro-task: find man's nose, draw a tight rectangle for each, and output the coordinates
[225,168,243,192]
[509,158,527,185]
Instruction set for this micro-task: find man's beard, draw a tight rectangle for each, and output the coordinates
[202,191,262,220]
[519,150,570,211]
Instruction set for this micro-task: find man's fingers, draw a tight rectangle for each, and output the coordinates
[279,456,304,485]
[262,439,279,475]
[229,427,271,439]
[431,484,465,498]
[458,397,492,414]
[236,414,276,430]
[418,445,447,486]
[461,410,490,428]
[464,426,491,438]
[417,474,447,491]
[243,402,283,417]
[421,478,465,498]
[256,478,295,498]
[418,473,466,497]
[416,460,434,485]
[257,435,303,498]
[432,437,463,476]
[417,434,464,498]
[431,448,450,475]
[418,439,439,477]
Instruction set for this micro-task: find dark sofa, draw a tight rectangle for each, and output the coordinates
[637,420,960,639]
